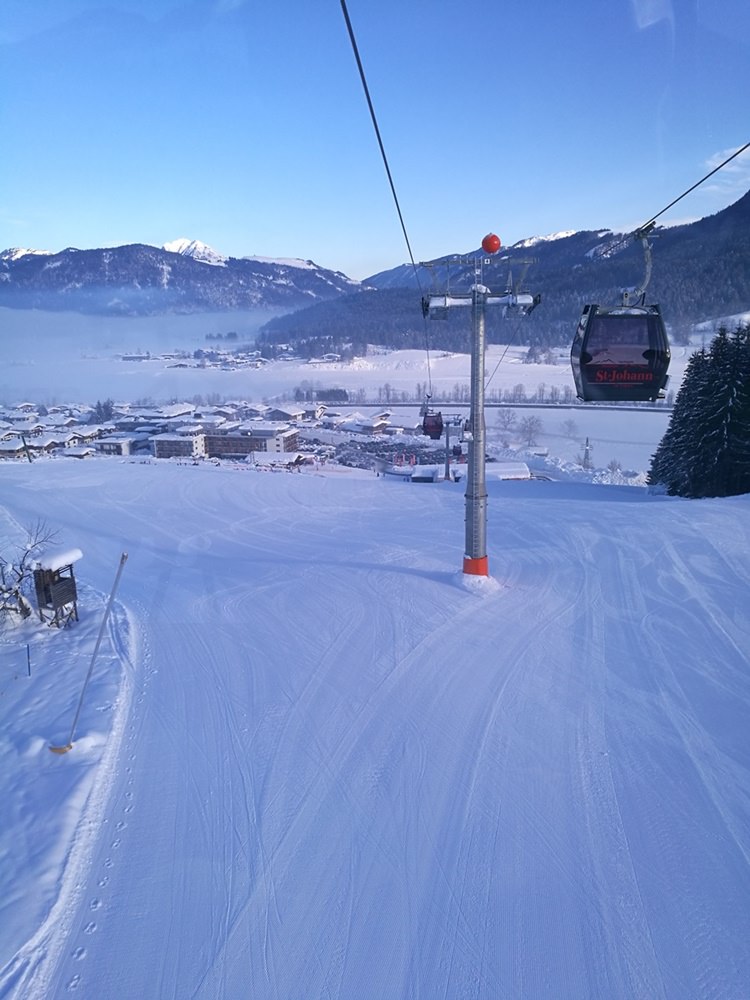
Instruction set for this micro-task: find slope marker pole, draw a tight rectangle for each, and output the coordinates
[49,552,128,755]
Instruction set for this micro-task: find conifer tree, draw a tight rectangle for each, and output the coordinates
[715,325,750,496]
[649,324,750,497]
[649,349,708,494]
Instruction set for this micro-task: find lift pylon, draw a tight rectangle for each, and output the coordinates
[421,245,540,577]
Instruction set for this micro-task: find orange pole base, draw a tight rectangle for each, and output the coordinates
[463,555,489,577]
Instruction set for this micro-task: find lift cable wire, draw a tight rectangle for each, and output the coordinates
[484,317,525,394]
[608,140,750,255]
[639,141,750,232]
[339,0,433,395]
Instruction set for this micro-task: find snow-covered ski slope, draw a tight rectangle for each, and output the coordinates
[1,459,749,999]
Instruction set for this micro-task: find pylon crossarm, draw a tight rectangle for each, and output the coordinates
[423,292,535,314]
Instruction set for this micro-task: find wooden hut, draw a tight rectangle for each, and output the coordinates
[33,547,83,626]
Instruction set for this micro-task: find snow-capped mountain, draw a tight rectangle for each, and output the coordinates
[513,230,578,249]
[0,247,54,263]
[0,240,361,316]
[162,238,227,266]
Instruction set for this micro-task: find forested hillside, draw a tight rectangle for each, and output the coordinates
[257,190,750,357]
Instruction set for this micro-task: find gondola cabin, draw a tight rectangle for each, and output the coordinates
[422,411,444,440]
[571,304,670,402]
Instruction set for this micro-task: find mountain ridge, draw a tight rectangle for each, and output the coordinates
[2,189,748,331]
[0,240,360,316]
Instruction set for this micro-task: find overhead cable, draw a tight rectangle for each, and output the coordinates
[340,0,433,392]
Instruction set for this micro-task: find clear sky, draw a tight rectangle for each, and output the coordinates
[2,0,749,279]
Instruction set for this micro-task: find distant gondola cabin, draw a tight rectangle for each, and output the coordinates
[422,412,444,440]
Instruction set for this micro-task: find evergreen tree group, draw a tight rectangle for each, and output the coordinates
[649,324,750,497]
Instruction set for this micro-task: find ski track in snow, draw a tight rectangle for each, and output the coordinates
[0,600,138,1000]
[0,462,749,999]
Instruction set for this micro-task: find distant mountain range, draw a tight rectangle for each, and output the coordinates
[0,239,360,315]
[2,190,748,349]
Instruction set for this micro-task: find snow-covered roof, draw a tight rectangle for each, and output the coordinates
[159,402,196,418]
[35,547,83,571]
[237,421,291,435]
[487,462,531,480]
[0,437,26,452]
[411,465,441,481]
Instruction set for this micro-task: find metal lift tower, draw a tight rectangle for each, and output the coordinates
[422,239,539,576]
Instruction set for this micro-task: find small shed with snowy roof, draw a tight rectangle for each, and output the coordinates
[487,462,531,481]
[33,547,83,626]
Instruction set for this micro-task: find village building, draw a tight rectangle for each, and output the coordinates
[200,404,241,420]
[410,465,441,483]
[265,405,305,422]
[0,437,29,460]
[160,402,197,419]
[10,419,46,436]
[302,403,327,420]
[152,434,207,459]
[487,462,532,481]
[203,424,299,459]
[340,413,390,435]
[236,422,299,450]
[94,433,150,456]
[192,414,226,431]
[32,432,77,453]
[69,425,106,444]
[201,435,255,459]
[319,411,346,429]
[242,404,271,419]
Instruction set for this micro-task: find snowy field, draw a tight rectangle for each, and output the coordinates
[1,307,749,997]
[0,306,701,409]
[1,457,749,999]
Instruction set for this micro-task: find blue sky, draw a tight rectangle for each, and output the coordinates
[2,0,749,279]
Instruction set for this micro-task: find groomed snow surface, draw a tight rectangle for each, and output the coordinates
[1,460,749,999]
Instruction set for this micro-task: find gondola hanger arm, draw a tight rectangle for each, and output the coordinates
[621,228,654,306]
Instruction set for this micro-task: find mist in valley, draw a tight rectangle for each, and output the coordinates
[0,307,278,405]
